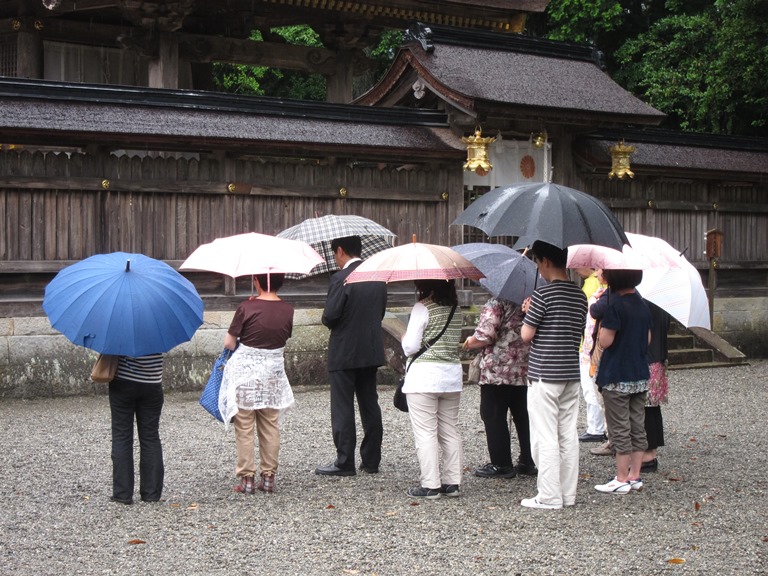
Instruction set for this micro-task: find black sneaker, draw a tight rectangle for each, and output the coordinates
[406,486,441,499]
[515,462,539,476]
[439,484,461,498]
[473,463,516,478]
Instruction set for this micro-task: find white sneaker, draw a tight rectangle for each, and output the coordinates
[595,477,631,494]
[520,497,563,510]
[629,478,644,491]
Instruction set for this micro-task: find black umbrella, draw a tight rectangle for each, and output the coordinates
[453,182,629,250]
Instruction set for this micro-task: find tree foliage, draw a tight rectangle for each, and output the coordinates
[528,0,768,136]
[213,25,403,102]
[212,26,326,100]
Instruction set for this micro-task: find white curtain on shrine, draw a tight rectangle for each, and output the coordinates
[463,137,552,188]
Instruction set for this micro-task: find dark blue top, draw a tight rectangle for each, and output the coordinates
[596,291,652,389]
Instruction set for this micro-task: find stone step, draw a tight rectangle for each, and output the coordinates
[668,347,713,365]
[669,360,749,371]
[668,333,696,350]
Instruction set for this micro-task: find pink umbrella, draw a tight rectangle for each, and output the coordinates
[180,232,324,277]
[346,236,484,284]
[566,243,645,270]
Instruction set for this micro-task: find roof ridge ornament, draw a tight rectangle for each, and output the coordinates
[404,22,434,53]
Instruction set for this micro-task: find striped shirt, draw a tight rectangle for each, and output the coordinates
[115,354,164,385]
[523,280,587,382]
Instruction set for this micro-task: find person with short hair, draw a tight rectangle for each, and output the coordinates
[108,353,165,504]
[593,268,653,495]
[315,236,387,477]
[220,272,295,494]
[519,240,587,510]
[463,297,536,479]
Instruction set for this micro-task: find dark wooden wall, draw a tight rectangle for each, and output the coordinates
[0,149,463,307]
[581,174,768,292]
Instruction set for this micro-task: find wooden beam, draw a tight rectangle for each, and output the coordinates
[0,177,447,201]
[177,32,340,74]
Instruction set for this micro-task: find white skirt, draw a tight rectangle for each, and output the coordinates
[218,344,294,430]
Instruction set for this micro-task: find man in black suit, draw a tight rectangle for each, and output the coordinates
[315,236,387,476]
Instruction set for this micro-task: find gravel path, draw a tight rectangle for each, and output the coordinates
[1,361,766,575]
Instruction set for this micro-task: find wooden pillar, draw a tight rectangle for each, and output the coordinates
[325,49,353,103]
[148,32,179,89]
[16,29,43,78]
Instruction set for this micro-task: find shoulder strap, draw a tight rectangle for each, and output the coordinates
[406,304,458,373]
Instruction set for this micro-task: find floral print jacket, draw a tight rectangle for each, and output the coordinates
[473,297,530,386]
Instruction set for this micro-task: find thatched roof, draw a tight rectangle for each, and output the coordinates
[0,79,464,161]
[357,24,665,127]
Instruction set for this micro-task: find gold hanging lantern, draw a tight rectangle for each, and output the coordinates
[532,131,547,149]
[462,128,496,176]
[609,140,635,179]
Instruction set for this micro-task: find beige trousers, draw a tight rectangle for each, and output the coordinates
[234,408,280,477]
[407,392,463,489]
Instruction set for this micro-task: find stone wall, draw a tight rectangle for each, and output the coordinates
[0,308,404,399]
[1,298,765,399]
[712,296,768,359]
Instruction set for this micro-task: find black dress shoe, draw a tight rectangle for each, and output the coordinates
[579,432,607,443]
[640,458,658,473]
[359,464,379,474]
[315,463,356,476]
[110,496,133,505]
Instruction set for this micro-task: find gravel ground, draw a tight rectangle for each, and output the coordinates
[1,361,767,575]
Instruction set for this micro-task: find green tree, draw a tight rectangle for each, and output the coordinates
[527,0,768,136]
[615,0,768,135]
[213,25,402,101]
[212,26,326,100]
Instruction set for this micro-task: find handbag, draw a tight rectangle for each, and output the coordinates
[91,354,119,383]
[467,353,481,384]
[589,322,604,378]
[394,304,458,413]
[200,348,233,422]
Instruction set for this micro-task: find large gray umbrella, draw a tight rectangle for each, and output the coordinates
[453,182,629,250]
[451,243,544,305]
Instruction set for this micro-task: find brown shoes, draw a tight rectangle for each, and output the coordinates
[590,440,614,456]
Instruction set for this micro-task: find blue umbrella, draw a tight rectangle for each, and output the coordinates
[451,243,545,305]
[43,252,204,356]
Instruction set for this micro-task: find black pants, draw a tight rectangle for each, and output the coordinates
[329,367,383,470]
[479,385,533,467]
[644,405,665,450]
[109,379,164,502]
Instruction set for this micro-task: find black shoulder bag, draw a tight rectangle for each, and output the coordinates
[394,304,458,413]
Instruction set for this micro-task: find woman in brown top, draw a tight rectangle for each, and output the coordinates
[218,273,295,494]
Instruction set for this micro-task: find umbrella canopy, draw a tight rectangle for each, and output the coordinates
[567,243,646,270]
[346,239,484,284]
[43,252,204,356]
[277,214,396,276]
[453,182,629,250]
[451,243,543,305]
[626,232,710,329]
[180,232,324,277]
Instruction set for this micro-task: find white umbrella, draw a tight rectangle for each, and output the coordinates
[626,232,710,329]
[180,232,324,277]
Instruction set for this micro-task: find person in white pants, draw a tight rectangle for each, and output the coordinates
[578,269,607,442]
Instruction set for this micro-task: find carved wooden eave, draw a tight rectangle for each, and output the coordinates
[0,77,466,162]
[356,23,666,133]
[3,1,546,35]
